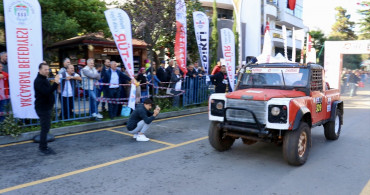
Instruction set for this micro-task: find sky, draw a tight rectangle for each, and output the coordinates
[303,0,366,35]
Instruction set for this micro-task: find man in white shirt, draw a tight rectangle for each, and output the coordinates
[102,61,134,119]
[59,65,81,119]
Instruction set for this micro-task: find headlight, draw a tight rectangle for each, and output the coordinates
[216,102,224,110]
[271,107,280,116]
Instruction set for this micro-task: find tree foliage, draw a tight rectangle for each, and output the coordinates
[0,0,109,50]
[122,0,203,66]
[329,6,357,40]
[309,30,326,64]
[210,0,218,69]
[357,1,370,40]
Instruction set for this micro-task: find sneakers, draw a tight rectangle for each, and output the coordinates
[92,113,103,119]
[136,134,150,142]
[39,147,56,156]
[133,134,138,139]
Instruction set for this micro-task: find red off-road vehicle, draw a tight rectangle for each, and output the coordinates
[208,62,343,166]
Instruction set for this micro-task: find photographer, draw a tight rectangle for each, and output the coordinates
[126,99,160,142]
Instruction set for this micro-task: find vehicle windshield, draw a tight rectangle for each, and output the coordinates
[240,68,309,88]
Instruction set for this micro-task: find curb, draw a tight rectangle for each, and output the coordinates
[0,106,208,145]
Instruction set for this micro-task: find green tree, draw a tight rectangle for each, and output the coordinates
[233,10,239,67]
[309,30,326,64]
[210,0,218,69]
[329,6,357,40]
[122,0,203,65]
[0,0,109,53]
[357,1,370,40]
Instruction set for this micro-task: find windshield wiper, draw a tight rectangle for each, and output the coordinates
[281,70,286,88]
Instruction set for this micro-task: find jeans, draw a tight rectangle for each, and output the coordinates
[107,88,120,119]
[61,96,74,119]
[87,90,97,114]
[128,120,150,134]
[349,83,357,97]
[141,91,148,103]
[36,109,52,150]
[0,99,9,122]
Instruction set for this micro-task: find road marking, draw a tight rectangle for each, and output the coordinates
[0,136,208,194]
[0,112,207,148]
[0,140,33,148]
[361,180,370,195]
[111,112,208,129]
[0,129,111,148]
[106,129,175,146]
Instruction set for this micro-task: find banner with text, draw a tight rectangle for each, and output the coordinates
[193,11,209,74]
[175,0,188,76]
[104,8,136,109]
[221,28,236,92]
[4,0,42,119]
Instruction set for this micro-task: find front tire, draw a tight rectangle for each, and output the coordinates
[208,121,235,151]
[283,122,311,166]
[324,110,342,140]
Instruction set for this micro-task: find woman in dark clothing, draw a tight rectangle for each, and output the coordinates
[137,67,148,103]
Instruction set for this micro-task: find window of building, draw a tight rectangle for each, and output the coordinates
[285,3,303,19]
[266,0,278,6]
[203,7,233,20]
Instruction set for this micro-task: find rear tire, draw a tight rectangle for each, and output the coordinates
[324,110,342,140]
[209,121,235,151]
[283,122,311,166]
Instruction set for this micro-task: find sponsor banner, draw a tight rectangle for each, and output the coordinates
[252,68,300,74]
[193,11,209,74]
[292,27,296,62]
[4,0,42,119]
[175,0,188,76]
[282,25,288,60]
[105,8,136,109]
[256,28,272,63]
[220,28,236,91]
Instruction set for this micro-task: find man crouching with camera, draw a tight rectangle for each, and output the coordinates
[127,99,160,142]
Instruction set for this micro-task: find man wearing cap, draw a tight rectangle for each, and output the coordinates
[156,60,167,83]
[127,99,160,141]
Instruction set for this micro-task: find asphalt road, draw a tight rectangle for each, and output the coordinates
[1,97,370,194]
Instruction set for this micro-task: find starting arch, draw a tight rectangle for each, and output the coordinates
[324,40,370,89]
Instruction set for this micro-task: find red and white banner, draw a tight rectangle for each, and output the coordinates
[282,25,288,60]
[4,0,42,119]
[105,8,136,110]
[257,23,273,63]
[193,11,209,74]
[306,33,316,63]
[175,0,188,76]
[220,28,235,92]
[292,27,296,62]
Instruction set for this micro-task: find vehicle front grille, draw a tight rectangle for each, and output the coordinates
[226,99,267,124]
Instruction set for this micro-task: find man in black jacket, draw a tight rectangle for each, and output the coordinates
[165,59,174,82]
[34,63,60,155]
[210,65,230,93]
[102,61,133,119]
[127,99,160,142]
[156,60,167,82]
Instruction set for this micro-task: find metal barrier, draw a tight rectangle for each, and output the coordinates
[1,75,212,128]
[183,76,209,106]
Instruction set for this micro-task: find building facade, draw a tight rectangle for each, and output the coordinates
[200,0,306,63]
